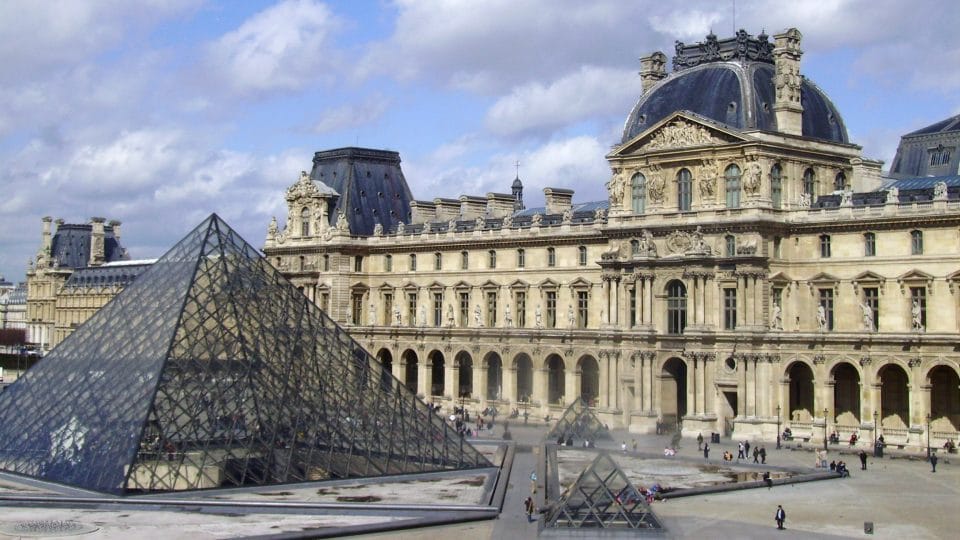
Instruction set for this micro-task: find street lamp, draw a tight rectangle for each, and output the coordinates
[873,410,878,447]
[776,404,782,450]
[823,408,829,452]
[926,413,932,459]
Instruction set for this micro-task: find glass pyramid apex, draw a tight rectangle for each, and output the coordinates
[547,397,612,443]
[0,214,490,494]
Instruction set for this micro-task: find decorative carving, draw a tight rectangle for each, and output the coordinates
[637,229,657,258]
[474,216,485,230]
[934,181,948,201]
[908,357,922,368]
[335,212,349,233]
[698,159,717,199]
[813,355,826,365]
[396,221,406,234]
[531,213,542,226]
[797,192,811,208]
[817,305,827,331]
[607,171,626,207]
[859,356,872,366]
[770,304,783,330]
[562,208,573,224]
[886,187,899,204]
[502,214,513,228]
[736,236,757,255]
[646,166,665,204]
[840,190,853,207]
[665,230,693,254]
[373,222,383,236]
[504,303,513,327]
[861,302,874,332]
[646,119,722,150]
[686,225,712,256]
[267,217,278,240]
[594,207,607,223]
[912,300,924,331]
[743,159,762,196]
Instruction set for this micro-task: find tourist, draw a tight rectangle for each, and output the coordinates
[837,461,849,477]
[745,440,751,458]
[849,433,858,446]
[723,450,733,462]
[829,460,836,472]
[859,449,868,470]
[930,453,938,473]
[737,441,745,460]
[760,446,767,464]
[524,496,535,521]
[697,432,704,450]
[753,446,760,463]
[621,441,627,453]
[775,505,786,530]
[703,443,710,459]
[762,471,773,489]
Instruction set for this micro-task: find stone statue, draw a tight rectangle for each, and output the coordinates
[562,208,573,224]
[396,221,406,234]
[912,300,923,331]
[446,304,455,327]
[698,160,717,199]
[798,192,812,208]
[369,303,376,325]
[336,211,349,232]
[607,173,625,206]
[594,207,607,223]
[840,190,853,207]
[770,304,782,330]
[448,218,457,232]
[535,305,543,329]
[886,187,899,204]
[267,216,278,239]
[419,306,427,327]
[934,181,948,200]
[475,216,485,230]
[502,214,513,228]
[373,222,383,236]
[474,304,484,327]
[504,303,513,327]
[641,229,657,257]
[531,213,542,226]
[687,225,711,255]
[394,306,402,326]
[567,305,576,328]
[861,302,874,332]
[646,169,665,203]
[743,161,762,195]
[816,305,827,331]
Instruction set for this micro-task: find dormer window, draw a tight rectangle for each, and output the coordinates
[300,208,310,237]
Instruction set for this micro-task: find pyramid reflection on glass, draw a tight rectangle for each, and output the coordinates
[0,214,490,494]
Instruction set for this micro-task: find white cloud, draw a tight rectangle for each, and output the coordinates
[649,10,723,41]
[202,0,343,96]
[310,96,391,134]
[485,66,638,137]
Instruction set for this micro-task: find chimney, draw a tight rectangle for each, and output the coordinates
[486,192,516,218]
[89,217,106,266]
[41,216,53,254]
[459,195,487,220]
[409,200,437,224]
[544,187,574,215]
[639,51,668,94]
[773,28,804,136]
[433,198,461,221]
[108,219,121,244]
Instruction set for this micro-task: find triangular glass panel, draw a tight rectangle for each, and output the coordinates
[546,397,612,443]
[0,214,490,494]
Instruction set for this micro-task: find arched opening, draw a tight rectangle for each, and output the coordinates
[485,352,502,400]
[300,207,310,237]
[929,365,960,431]
[724,163,741,208]
[546,354,565,405]
[578,356,599,406]
[660,358,687,427]
[770,163,783,208]
[632,172,646,214]
[456,351,473,398]
[429,350,445,397]
[677,168,692,211]
[880,364,910,429]
[402,350,418,394]
[515,354,533,401]
[787,362,815,422]
[666,280,687,334]
[377,349,394,390]
[832,362,861,425]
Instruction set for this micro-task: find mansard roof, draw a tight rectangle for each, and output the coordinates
[50,223,127,270]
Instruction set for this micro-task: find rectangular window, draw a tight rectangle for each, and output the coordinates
[461,251,469,270]
[819,288,834,331]
[407,292,417,326]
[515,291,526,328]
[577,290,589,328]
[629,287,637,327]
[547,248,556,267]
[433,292,443,327]
[385,255,392,272]
[910,286,927,330]
[911,230,924,255]
[486,291,497,327]
[773,236,782,258]
[723,288,737,330]
[351,293,363,325]
[354,256,363,272]
[323,254,330,272]
[820,235,831,258]
[517,249,525,268]
[546,291,557,328]
[578,246,587,266]
[409,254,417,271]
[320,292,330,312]
[459,292,469,328]
[383,293,393,325]
[864,232,876,257]
[863,287,879,331]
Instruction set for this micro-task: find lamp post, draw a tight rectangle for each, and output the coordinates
[776,404,782,449]
[823,408,829,452]
[926,413,932,459]
[873,410,878,447]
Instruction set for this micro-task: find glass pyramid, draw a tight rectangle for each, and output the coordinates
[0,214,490,494]
[543,453,663,530]
[546,398,612,443]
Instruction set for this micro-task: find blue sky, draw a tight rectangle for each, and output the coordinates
[2,0,959,282]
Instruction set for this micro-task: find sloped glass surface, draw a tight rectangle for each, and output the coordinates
[0,215,490,494]
[546,397,612,443]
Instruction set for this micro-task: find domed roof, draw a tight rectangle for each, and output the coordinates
[622,32,848,145]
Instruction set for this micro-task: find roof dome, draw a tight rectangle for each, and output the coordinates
[622,31,848,145]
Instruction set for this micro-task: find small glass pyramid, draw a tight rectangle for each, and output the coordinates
[546,397,612,443]
[0,214,489,494]
[544,453,663,530]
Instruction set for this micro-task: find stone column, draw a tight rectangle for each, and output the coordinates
[602,278,611,324]
[474,361,486,401]
[419,360,430,398]
[645,277,655,327]
[533,367,548,406]
[504,366,517,404]
[397,358,407,385]
[566,365,579,407]
[703,355,713,415]
[612,278,620,326]
[447,361,458,399]
[599,353,610,408]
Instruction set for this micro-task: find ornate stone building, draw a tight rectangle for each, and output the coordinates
[264,29,960,450]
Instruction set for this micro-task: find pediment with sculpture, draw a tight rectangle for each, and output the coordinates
[610,112,748,156]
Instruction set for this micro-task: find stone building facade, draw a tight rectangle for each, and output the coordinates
[264,29,960,451]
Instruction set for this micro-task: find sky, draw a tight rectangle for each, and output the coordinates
[2,0,959,282]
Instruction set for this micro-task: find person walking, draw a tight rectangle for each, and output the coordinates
[930,453,938,473]
[524,496,535,521]
[703,443,710,459]
[753,446,760,463]
[737,441,745,460]
[697,432,704,450]
[775,505,786,530]
[760,446,767,464]
[858,449,868,470]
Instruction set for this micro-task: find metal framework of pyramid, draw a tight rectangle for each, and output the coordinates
[543,453,664,531]
[0,214,490,494]
[546,398,612,443]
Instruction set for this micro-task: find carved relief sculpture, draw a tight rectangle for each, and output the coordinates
[646,167,665,204]
[743,160,762,196]
[267,217,278,240]
[535,305,543,329]
[606,171,626,207]
[770,304,782,330]
[531,213,542,226]
[373,222,383,236]
[798,193,812,208]
[336,212,349,233]
[912,300,924,331]
[446,304,455,327]
[646,119,721,150]
[567,305,576,328]
[934,181,948,201]
[562,208,573,224]
[474,304,484,327]
[698,159,717,199]
[840,190,853,207]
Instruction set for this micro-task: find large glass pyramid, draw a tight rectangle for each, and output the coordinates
[546,398,612,443]
[0,214,489,494]
[543,453,664,531]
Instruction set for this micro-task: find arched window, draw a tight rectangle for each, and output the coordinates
[461,251,469,270]
[517,249,525,268]
[834,171,846,191]
[384,254,392,272]
[666,280,687,334]
[771,163,783,208]
[803,168,816,197]
[300,208,311,237]
[434,252,442,270]
[631,173,646,214]
[725,164,741,208]
[409,253,417,271]
[578,246,587,266]
[864,232,876,257]
[488,249,497,269]
[677,168,692,211]
[547,247,556,267]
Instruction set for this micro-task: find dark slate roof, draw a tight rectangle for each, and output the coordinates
[1,282,26,305]
[514,200,609,217]
[885,175,960,190]
[50,224,127,270]
[310,147,414,236]
[905,114,960,137]
[64,261,153,289]
[622,62,848,144]
[812,176,960,208]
